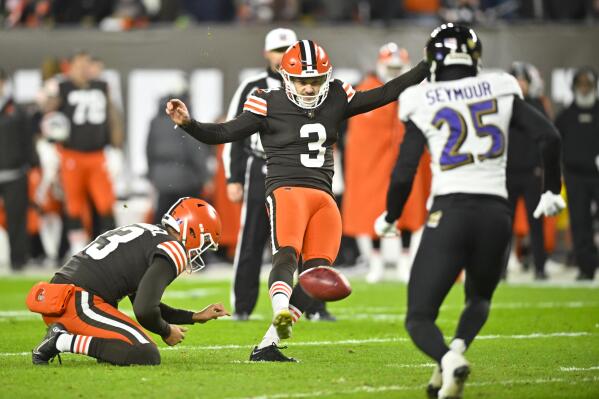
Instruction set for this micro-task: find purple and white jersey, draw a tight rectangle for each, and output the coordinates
[399,72,522,198]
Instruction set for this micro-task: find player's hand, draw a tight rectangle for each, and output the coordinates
[227,183,244,203]
[374,211,399,237]
[165,99,191,126]
[533,191,566,218]
[163,325,188,346]
[192,303,231,324]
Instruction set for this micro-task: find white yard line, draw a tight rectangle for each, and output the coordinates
[560,366,599,372]
[226,376,599,399]
[2,331,595,357]
[332,301,599,314]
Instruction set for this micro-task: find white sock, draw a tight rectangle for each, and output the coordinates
[56,333,93,355]
[356,235,373,262]
[450,338,467,354]
[289,304,302,323]
[269,281,292,314]
[68,229,89,255]
[55,333,74,352]
[381,236,400,264]
[258,325,280,349]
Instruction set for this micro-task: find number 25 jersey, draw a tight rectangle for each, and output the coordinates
[399,72,522,199]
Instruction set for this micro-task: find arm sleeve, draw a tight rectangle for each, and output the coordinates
[179,112,263,145]
[133,256,192,338]
[224,139,250,183]
[345,61,429,118]
[385,121,427,222]
[510,96,562,194]
[223,82,254,182]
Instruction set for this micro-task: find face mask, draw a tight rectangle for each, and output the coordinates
[574,90,597,108]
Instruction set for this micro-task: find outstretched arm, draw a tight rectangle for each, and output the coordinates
[510,96,562,194]
[166,99,263,144]
[346,61,429,118]
[385,121,427,222]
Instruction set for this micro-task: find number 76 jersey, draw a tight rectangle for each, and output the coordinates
[399,72,522,199]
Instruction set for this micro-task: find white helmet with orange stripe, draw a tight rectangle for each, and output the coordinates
[376,42,411,83]
[161,197,222,272]
[279,40,333,109]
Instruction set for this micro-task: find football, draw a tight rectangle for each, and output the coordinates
[298,266,352,301]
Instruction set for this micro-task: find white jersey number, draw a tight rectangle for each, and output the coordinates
[85,225,145,260]
[434,99,504,170]
[300,123,327,168]
[67,89,107,125]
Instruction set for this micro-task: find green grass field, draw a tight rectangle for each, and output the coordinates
[1,275,598,398]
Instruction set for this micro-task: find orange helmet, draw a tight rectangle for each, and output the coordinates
[377,42,410,83]
[161,197,221,272]
[279,40,333,109]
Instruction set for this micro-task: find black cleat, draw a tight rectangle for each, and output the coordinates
[249,344,298,362]
[426,384,440,399]
[32,323,67,365]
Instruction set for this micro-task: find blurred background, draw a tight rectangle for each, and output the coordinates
[0,0,598,283]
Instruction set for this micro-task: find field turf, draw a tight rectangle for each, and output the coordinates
[1,275,598,398]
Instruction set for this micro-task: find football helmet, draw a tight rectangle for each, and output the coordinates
[161,197,222,272]
[376,42,411,83]
[426,23,482,82]
[279,40,333,109]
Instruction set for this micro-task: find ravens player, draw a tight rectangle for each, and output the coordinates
[30,198,230,366]
[166,39,429,361]
[375,24,564,398]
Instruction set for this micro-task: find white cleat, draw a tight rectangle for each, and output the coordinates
[427,363,442,398]
[272,309,293,340]
[438,350,470,399]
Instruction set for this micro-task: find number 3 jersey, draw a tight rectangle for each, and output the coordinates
[55,223,187,306]
[180,61,430,198]
[244,80,355,198]
[399,72,522,199]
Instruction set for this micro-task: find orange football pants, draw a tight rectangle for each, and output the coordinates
[266,186,341,264]
[43,287,153,345]
[59,148,115,221]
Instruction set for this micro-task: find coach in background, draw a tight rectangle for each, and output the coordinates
[147,88,214,223]
[0,68,34,271]
[506,62,551,280]
[556,67,599,281]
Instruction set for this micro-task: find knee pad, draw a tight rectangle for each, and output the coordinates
[405,309,437,332]
[466,297,490,316]
[127,344,161,366]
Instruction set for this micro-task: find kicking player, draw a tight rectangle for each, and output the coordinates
[375,24,564,398]
[29,197,230,366]
[166,39,429,361]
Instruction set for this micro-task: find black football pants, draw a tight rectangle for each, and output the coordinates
[564,172,599,279]
[405,194,512,363]
[0,175,29,269]
[232,157,270,315]
[507,171,546,273]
